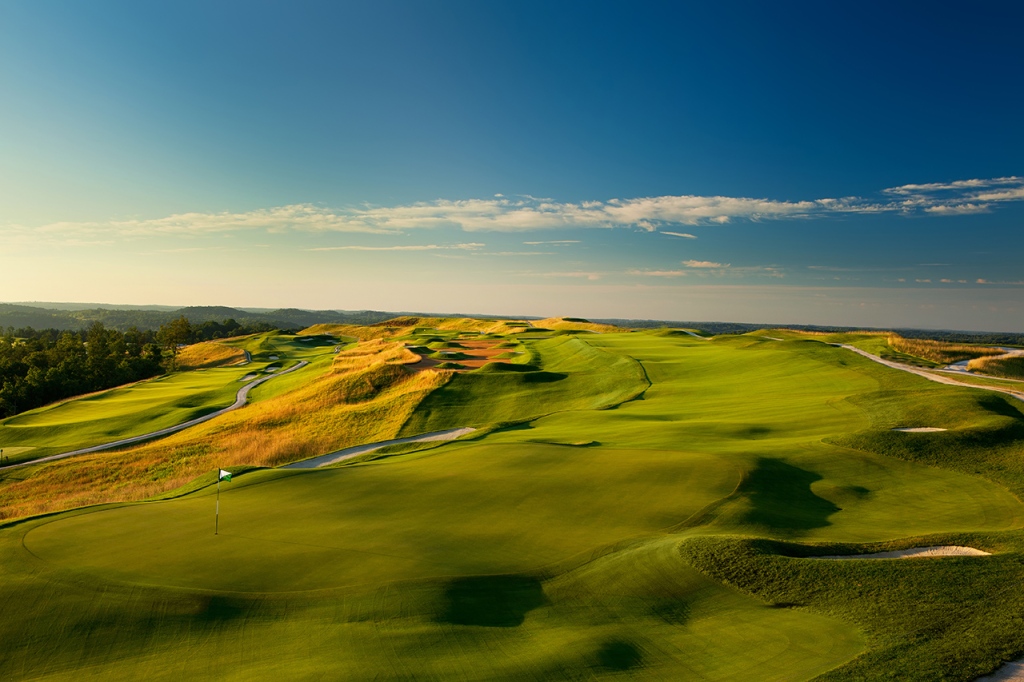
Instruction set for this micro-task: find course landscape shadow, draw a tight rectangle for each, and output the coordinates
[596,639,645,671]
[436,575,547,627]
[739,457,840,531]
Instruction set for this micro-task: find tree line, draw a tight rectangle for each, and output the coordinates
[0,317,276,418]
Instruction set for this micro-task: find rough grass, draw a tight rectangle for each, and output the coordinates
[175,341,247,369]
[888,334,1004,365]
[535,317,621,333]
[969,354,1024,379]
[0,340,448,521]
[302,316,531,340]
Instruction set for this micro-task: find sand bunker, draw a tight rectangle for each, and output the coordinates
[892,427,947,432]
[238,374,257,382]
[406,339,510,372]
[820,546,989,560]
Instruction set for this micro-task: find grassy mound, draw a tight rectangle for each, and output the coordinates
[175,341,247,369]
[969,354,1024,379]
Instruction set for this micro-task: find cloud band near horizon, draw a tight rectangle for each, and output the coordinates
[6,176,1022,239]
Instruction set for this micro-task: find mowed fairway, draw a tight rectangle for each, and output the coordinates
[3,331,1024,679]
[0,333,340,464]
[0,367,252,462]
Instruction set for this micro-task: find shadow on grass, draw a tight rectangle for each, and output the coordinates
[739,458,840,531]
[436,575,547,627]
[596,639,644,671]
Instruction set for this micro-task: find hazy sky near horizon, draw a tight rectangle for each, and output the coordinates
[1,1,1022,330]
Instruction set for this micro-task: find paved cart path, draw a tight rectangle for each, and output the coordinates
[283,427,477,469]
[0,361,309,471]
[838,345,1024,403]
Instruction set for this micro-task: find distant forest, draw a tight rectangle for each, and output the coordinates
[0,324,164,418]
[0,316,288,418]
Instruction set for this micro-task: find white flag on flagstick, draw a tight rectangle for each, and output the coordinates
[218,469,232,482]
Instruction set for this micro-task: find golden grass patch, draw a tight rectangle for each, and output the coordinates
[967,354,1024,379]
[0,340,450,521]
[176,342,247,369]
[888,334,1004,365]
[535,317,620,333]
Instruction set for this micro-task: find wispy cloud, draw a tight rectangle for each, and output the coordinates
[882,176,1024,215]
[10,176,1023,238]
[522,240,580,245]
[307,242,484,252]
[628,269,688,277]
[538,271,602,281]
[683,260,729,268]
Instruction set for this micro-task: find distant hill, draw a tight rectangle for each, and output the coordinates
[592,318,1024,345]
[0,303,528,333]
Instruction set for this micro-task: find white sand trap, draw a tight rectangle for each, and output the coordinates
[820,546,990,560]
[269,355,279,360]
[892,427,947,432]
[238,374,257,382]
[978,660,1024,681]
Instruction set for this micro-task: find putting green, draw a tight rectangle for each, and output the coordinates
[24,445,739,592]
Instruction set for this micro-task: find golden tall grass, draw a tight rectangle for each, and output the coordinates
[176,341,248,369]
[302,316,531,339]
[0,340,450,521]
[535,317,620,333]
[967,354,1024,379]
[887,334,1004,365]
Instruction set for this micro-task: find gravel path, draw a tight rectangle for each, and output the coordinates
[282,427,477,469]
[0,361,309,471]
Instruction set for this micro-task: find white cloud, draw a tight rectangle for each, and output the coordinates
[10,176,1024,240]
[883,176,1022,195]
[683,260,729,268]
[924,203,989,215]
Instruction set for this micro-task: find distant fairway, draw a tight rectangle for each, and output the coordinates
[0,333,341,465]
[3,330,1024,679]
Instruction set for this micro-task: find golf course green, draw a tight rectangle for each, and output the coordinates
[2,329,1024,679]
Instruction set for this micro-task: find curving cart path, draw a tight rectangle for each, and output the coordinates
[838,344,1024,404]
[283,427,477,469]
[0,361,309,471]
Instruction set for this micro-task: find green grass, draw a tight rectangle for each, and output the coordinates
[0,332,341,464]
[0,368,251,463]
[2,330,1024,679]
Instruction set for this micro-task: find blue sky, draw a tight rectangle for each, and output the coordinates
[1,1,1022,330]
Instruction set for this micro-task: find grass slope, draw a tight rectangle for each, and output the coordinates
[2,331,1024,679]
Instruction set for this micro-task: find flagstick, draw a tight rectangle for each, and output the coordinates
[215,468,220,536]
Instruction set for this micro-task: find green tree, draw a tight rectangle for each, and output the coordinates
[157,316,193,371]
